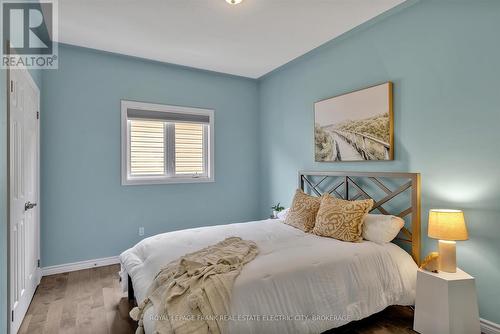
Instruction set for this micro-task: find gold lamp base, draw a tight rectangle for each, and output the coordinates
[438,240,457,273]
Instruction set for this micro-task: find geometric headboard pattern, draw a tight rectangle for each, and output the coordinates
[299,171,421,264]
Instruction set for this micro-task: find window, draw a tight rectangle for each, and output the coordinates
[121,100,214,185]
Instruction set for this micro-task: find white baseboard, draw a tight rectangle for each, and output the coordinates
[42,256,120,276]
[482,318,500,334]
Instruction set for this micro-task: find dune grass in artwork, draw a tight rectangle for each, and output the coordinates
[335,113,390,143]
[315,124,335,162]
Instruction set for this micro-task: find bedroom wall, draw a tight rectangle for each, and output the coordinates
[40,44,260,267]
[258,0,500,325]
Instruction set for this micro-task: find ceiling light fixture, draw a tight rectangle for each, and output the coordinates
[226,0,243,5]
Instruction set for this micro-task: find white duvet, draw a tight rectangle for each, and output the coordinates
[120,219,417,334]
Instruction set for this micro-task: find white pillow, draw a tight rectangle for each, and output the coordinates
[277,208,290,220]
[362,214,405,244]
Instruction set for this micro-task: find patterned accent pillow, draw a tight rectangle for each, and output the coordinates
[312,195,374,242]
[284,189,321,232]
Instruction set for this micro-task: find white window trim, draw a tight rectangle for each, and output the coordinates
[121,100,215,185]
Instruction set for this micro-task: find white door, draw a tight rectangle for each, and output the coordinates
[9,68,41,334]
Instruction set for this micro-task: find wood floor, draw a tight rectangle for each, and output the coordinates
[20,264,417,334]
[19,264,136,334]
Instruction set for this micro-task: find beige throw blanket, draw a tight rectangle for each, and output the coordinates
[130,237,259,334]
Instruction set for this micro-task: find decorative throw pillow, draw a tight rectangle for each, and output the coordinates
[277,208,290,220]
[312,195,374,242]
[362,214,405,244]
[284,190,321,232]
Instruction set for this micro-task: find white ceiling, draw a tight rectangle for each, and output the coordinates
[58,0,404,78]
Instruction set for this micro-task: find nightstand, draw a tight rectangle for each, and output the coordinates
[413,268,480,334]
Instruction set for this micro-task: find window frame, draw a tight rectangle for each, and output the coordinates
[121,100,215,185]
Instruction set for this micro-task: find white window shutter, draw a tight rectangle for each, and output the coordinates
[130,120,165,176]
[174,123,205,175]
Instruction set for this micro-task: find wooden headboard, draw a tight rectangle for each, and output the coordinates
[299,171,421,264]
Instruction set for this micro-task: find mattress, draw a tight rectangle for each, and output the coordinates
[120,219,417,334]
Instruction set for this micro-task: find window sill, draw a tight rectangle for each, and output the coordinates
[122,176,214,186]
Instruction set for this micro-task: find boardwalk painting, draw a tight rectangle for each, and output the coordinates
[314,82,393,162]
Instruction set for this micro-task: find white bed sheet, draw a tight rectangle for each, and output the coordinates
[120,219,417,334]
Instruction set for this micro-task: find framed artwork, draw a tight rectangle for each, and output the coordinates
[314,82,393,162]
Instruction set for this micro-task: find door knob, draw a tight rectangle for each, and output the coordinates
[24,201,37,211]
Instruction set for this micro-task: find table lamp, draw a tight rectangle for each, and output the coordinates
[428,209,468,273]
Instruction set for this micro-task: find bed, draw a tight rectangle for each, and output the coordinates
[120,171,421,333]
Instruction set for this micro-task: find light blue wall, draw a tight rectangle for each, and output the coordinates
[40,44,260,267]
[1,68,42,334]
[258,0,500,324]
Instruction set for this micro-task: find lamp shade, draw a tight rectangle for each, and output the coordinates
[428,209,468,241]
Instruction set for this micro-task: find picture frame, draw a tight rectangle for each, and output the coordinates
[314,82,394,162]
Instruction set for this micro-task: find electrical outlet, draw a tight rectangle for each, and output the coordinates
[138,227,144,236]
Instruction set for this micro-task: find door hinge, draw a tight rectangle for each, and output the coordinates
[11,310,14,322]
[36,111,40,119]
[37,259,40,267]
[10,80,13,93]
